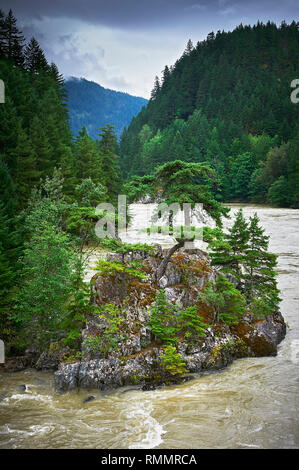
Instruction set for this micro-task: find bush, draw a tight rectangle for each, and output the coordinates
[159,345,189,377]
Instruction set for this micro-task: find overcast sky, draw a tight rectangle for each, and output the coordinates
[3,0,299,98]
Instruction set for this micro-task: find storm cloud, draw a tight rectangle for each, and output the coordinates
[3,1,299,97]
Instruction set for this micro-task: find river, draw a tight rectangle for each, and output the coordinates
[0,204,298,449]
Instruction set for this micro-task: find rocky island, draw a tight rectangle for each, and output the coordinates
[1,203,287,393]
[51,243,286,392]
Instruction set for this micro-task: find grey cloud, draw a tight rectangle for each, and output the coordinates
[4,1,298,34]
[4,0,298,99]
[2,0,212,28]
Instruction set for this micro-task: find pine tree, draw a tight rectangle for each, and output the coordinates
[13,126,39,206]
[161,65,170,86]
[198,274,246,324]
[149,290,178,344]
[0,158,18,214]
[244,212,280,316]
[29,115,52,177]
[75,126,102,184]
[0,9,5,57]
[184,39,194,55]
[150,75,160,101]
[226,209,250,280]
[209,209,250,287]
[159,345,189,378]
[24,37,48,73]
[3,9,25,63]
[0,202,16,291]
[97,124,120,199]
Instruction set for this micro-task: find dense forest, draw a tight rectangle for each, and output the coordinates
[120,21,299,207]
[65,77,147,140]
[0,10,291,372]
[0,9,121,354]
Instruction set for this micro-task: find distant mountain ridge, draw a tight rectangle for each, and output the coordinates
[65,77,148,140]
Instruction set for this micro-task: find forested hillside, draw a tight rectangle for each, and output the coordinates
[0,9,121,354]
[65,77,147,140]
[120,21,299,207]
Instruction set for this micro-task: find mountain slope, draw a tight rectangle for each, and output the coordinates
[120,21,299,207]
[65,77,148,140]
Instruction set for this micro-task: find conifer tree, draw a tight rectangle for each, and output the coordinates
[24,37,48,73]
[161,65,170,85]
[244,212,280,315]
[3,9,25,63]
[13,126,39,207]
[209,209,250,287]
[76,126,102,184]
[98,124,120,199]
[184,39,194,55]
[150,75,161,101]
[29,115,52,177]
[0,9,5,57]
[226,208,250,282]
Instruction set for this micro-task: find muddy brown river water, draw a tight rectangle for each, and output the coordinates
[0,204,298,449]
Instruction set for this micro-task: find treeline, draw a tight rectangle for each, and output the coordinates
[0,10,121,354]
[120,21,299,207]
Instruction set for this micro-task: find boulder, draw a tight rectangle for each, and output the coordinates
[244,312,286,356]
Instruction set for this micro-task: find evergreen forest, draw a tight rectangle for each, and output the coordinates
[120,22,299,207]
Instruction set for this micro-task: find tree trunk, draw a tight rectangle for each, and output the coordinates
[156,239,184,282]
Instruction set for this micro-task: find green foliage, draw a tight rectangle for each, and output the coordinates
[0,10,123,353]
[198,274,246,325]
[177,305,209,339]
[159,345,189,377]
[208,210,281,319]
[83,303,125,357]
[14,223,72,348]
[66,205,98,244]
[125,160,229,229]
[61,252,96,348]
[75,126,103,185]
[123,175,157,202]
[74,178,106,207]
[268,176,290,207]
[95,259,148,280]
[244,212,281,313]
[209,209,250,284]
[97,124,121,200]
[99,237,154,255]
[148,290,179,344]
[149,290,209,344]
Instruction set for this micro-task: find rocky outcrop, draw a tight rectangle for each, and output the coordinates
[0,355,34,372]
[53,246,286,392]
[54,311,286,392]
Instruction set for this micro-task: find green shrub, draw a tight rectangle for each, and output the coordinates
[159,345,189,377]
[148,290,178,344]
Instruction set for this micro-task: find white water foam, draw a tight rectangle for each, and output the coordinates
[1,392,55,407]
[122,398,166,449]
